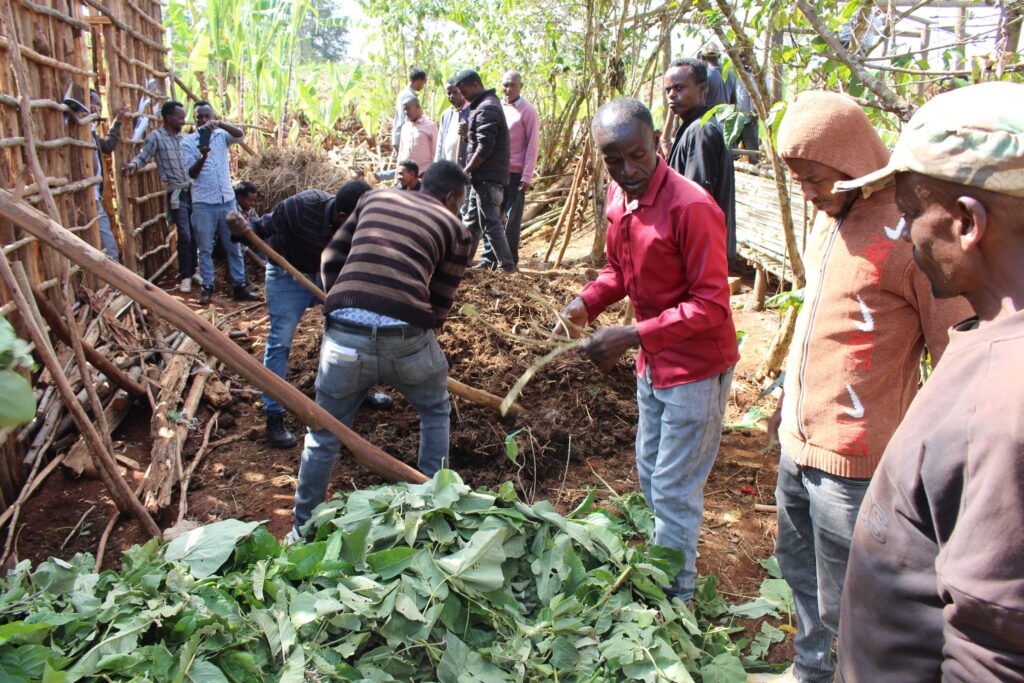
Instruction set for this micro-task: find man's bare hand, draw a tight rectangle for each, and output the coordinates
[225,211,250,238]
[519,180,533,192]
[582,325,640,373]
[114,105,130,122]
[766,392,783,447]
[121,163,136,176]
[551,296,588,339]
[458,121,468,138]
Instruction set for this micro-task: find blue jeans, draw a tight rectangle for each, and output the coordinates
[95,186,119,261]
[292,325,451,535]
[464,180,514,270]
[636,365,733,600]
[169,191,196,280]
[775,451,870,683]
[263,264,322,416]
[192,200,246,288]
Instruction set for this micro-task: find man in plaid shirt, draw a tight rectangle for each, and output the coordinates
[123,100,199,293]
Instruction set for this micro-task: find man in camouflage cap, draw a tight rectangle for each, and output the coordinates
[836,81,1024,681]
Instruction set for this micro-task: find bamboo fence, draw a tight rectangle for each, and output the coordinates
[0,0,171,514]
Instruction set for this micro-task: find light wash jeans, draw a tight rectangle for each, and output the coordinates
[192,200,246,288]
[292,324,451,535]
[775,450,870,683]
[95,185,119,261]
[636,365,734,600]
[263,264,322,416]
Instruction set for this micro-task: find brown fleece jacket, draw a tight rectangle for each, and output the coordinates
[776,91,971,478]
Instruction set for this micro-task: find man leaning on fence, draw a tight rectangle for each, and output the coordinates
[122,100,198,294]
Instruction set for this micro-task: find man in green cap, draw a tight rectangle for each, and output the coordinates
[834,81,1024,681]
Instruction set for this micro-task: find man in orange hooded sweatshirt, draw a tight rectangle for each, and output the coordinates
[750,92,970,683]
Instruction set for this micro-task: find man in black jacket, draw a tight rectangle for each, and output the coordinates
[454,69,516,273]
[664,58,736,265]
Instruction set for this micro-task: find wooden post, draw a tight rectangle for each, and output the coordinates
[753,262,768,312]
[101,22,139,272]
[0,189,428,485]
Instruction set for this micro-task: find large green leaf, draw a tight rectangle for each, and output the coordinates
[164,519,261,579]
[0,370,35,428]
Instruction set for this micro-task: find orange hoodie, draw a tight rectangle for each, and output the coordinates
[776,91,971,478]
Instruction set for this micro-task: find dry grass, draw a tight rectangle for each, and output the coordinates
[240,145,356,213]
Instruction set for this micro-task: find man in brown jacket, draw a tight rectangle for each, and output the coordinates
[752,92,970,683]
[836,81,1024,682]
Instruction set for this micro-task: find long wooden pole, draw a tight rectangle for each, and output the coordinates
[239,227,528,417]
[0,190,428,485]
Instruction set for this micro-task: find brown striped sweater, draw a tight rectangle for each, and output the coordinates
[321,188,472,329]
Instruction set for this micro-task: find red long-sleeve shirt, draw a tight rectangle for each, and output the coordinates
[579,159,739,388]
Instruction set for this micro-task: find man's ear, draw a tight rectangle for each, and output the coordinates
[957,196,987,252]
[652,128,661,148]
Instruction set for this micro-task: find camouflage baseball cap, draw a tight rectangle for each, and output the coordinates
[836,81,1024,198]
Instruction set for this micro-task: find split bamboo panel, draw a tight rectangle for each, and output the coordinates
[734,167,809,283]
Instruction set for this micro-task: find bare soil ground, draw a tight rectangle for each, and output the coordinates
[15,253,790,657]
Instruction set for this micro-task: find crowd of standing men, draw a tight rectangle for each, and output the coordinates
[105,51,1024,682]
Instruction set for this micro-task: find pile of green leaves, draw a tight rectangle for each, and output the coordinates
[0,472,790,682]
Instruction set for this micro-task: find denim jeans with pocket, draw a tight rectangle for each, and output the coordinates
[192,200,246,288]
[775,449,870,683]
[464,180,514,270]
[263,264,322,416]
[482,172,524,266]
[292,325,451,535]
[636,365,734,600]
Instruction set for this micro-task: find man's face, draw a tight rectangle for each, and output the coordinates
[404,100,422,122]
[398,167,418,188]
[785,158,856,218]
[411,77,426,92]
[502,73,522,103]
[165,105,186,132]
[195,105,214,128]
[895,173,968,299]
[594,120,659,201]
[237,192,257,212]
[457,81,481,103]
[664,66,707,117]
[89,92,102,116]
[446,85,465,108]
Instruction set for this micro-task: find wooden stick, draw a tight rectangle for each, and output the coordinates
[753,503,777,513]
[177,409,220,526]
[0,189,427,485]
[0,251,161,537]
[448,377,527,417]
[0,0,60,221]
[31,285,147,397]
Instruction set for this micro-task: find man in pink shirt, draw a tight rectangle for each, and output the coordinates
[479,71,540,268]
[396,97,437,178]
[554,98,738,602]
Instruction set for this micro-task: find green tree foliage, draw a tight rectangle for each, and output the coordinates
[0,317,35,428]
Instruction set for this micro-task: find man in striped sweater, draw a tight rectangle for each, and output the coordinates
[290,160,472,540]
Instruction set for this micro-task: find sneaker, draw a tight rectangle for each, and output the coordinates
[180,278,192,293]
[283,528,302,546]
[198,286,214,305]
[746,666,799,683]
[362,390,394,410]
[232,284,261,301]
[471,259,497,270]
[266,413,296,448]
[192,273,203,284]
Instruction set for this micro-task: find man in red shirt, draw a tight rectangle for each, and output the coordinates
[555,98,739,601]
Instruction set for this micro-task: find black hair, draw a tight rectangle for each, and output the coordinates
[334,180,373,216]
[160,100,184,118]
[454,69,483,87]
[234,180,258,198]
[445,77,457,88]
[421,160,469,201]
[398,159,420,175]
[668,57,708,84]
[194,99,212,109]
[403,96,420,109]
[409,68,427,83]
[592,98,655,133]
